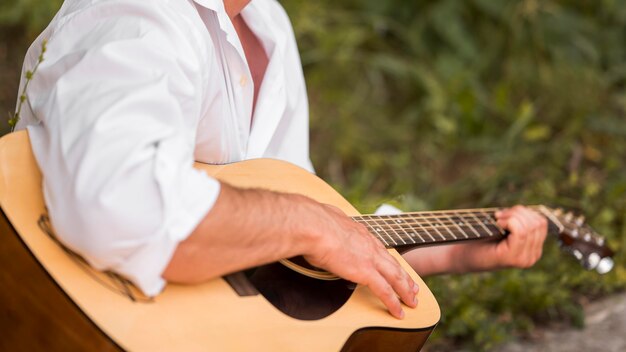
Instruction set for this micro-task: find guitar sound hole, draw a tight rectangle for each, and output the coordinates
[224,261,355,321]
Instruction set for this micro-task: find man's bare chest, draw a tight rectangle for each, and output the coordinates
[232,15,269,111]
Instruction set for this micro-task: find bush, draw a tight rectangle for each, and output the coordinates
[0,0,62,37]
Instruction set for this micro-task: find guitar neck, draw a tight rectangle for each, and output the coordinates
[353,206,560,250]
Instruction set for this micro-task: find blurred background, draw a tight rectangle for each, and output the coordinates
[2,0,625,350]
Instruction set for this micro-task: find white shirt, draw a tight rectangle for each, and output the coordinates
[16,0,312,296]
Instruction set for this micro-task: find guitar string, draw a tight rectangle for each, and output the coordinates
[355,217,501,230]
[357,225,503,247]
[353,210,504,226]
[352,211,506,247]
[353,206,549,238]
[357,205,544,215]
[353,211,497,222]
[351,206,558,247]
[353,205,546,224]
[352,209,501,221]
[353,214,504,234]
[353,217,498,228]
[442,212,470,239]
[353,221,503,238]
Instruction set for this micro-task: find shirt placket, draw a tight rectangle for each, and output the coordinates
[194,0,255,162]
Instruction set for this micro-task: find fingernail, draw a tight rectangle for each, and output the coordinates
[412,295,418,306]
[399,310,405,319]
[413,282,419,293]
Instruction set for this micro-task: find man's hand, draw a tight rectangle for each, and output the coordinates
[403,205,548,275]
[492,205,549,269]
[164,184,417,320]
[298,199,419,319]
[452,205,548,271]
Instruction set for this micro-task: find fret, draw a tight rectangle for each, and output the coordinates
[467,211,495,237]
[480,210,507,235]
[394,216,417,244]
[357,216,390,247]
[414,213,444,241]
[396,214,435,243]
[411,213,438,242]
[370,216,398,246]
[426,213,450,241]
[393,215,426,243]
[423,212,458,241]
[448,213,481,238]
[442,212,470,239]
[381,216,410,245]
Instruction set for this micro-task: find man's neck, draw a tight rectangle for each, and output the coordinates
[224,0,251,20]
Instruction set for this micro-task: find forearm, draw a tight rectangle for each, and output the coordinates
[402,242,499,276]
[402,245,456,276]
[163,182,317,283]
[163,181,418,319]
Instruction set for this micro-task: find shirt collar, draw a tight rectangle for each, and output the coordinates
[192,0,225,12]
[193,0,247,62]
[192,0,289,156]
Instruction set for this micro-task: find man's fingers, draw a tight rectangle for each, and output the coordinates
[517,207,547,267]
[495,206,549,268]
[376,251,418,308]
[527,209,548,264]
[311,207,420,319]
[366,272,405,319]
[495,205,518,219]
[496,211,527,266]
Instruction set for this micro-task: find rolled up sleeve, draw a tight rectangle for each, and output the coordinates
[23,3,218,296]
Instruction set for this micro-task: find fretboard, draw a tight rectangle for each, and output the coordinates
[352,208,508,249]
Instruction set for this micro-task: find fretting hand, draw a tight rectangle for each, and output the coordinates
[492,205,549,268]
[403,205,548,275]
[454,205,549,271]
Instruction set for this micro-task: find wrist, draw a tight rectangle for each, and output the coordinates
[281,193,325,257]
[447,244,468,274]
[448,241,499,273]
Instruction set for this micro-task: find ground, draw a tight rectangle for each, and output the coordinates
[497,291,626,352]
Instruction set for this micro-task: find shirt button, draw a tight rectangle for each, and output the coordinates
[239,75,248,87]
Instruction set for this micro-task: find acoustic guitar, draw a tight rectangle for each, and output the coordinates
[0,131,613,351]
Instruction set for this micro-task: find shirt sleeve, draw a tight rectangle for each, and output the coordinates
[21,3,219,296]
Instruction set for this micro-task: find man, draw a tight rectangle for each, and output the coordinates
[16,0,547,320]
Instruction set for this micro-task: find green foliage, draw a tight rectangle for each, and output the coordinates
[3,0,626,350]
[0,0,62,37]
[8,39,47,131]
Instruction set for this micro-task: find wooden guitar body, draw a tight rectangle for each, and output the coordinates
[0,131,440,351]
